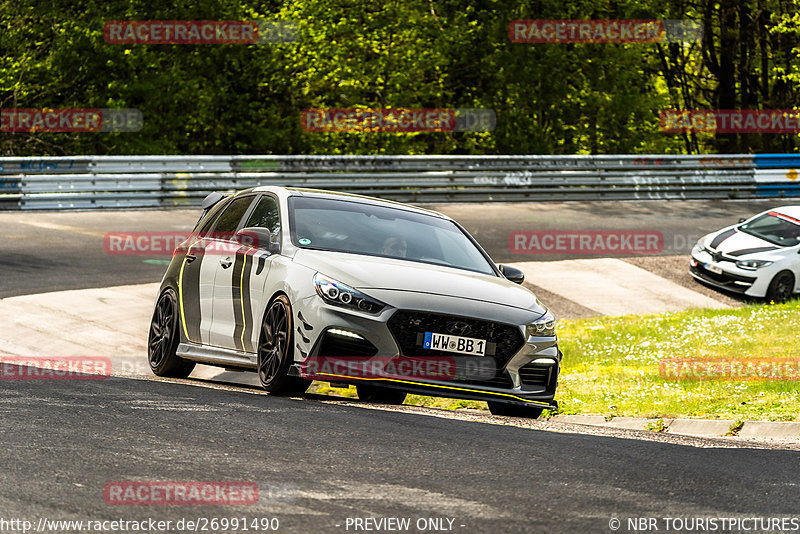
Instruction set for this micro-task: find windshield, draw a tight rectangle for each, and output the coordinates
[739,211,800,247]
[288,196,496,275]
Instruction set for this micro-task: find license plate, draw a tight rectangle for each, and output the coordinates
[705,263,723,275]
[422,332,486,356]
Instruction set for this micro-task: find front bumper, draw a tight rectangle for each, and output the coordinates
[290,296,561,409]
[690,247,767,296]
[689,262,756,294]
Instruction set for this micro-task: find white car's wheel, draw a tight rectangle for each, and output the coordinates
[766,271,795,303]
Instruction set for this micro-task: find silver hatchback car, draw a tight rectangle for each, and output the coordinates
[147,187,561,418]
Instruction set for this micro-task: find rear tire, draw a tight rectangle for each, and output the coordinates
[257,295,310,395]
[148,289,195,378]
[766,271,795,303]
[356,384,407,405]
[487,401,543,419]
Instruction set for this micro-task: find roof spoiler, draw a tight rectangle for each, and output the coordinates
[201,191,225,210]
[196,191,226,225]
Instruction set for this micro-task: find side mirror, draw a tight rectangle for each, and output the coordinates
[739,218,747,223]
[236,227,280,254]
[499,264,525,284]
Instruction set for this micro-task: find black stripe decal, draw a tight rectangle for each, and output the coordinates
[241,254,254,352]
[728,246,779,257]
[232,252,245,352]
[710,228,736,249]
[182,245,203,343]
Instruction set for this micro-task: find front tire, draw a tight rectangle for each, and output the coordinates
[487,401,543,419]
[148,289,195,378]
[257,295,310,395]
[766,271,795,303]
[356,384,407,405]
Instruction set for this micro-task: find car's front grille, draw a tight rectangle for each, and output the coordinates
[451,359,513,388]
[691,264,756,287]
[387,310,524,389]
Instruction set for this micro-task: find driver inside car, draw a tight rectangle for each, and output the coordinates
[381,236,408,258]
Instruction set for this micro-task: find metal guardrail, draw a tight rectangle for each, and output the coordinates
[0,154,798,210]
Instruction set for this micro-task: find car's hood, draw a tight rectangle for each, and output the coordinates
[701,226,784,257]
[292,249,545,313]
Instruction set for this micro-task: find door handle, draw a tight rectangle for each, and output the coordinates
[220,258,232,269]
[185,254,197,263]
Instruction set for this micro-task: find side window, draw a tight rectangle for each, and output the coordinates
[212,195,255,235]
[195,200,227,236]
[244,196,281,236]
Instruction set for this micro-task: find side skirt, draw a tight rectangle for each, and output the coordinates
[177,342,257,370]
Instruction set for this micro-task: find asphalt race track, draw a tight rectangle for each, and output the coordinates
[3,371,799,534]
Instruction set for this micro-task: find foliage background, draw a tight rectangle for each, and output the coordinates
[0,0,798,155]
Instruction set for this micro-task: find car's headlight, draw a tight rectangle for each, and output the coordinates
[313,273,385,314]
[526,310,556,338]
[735,259,773,270]
[694,238,706,251]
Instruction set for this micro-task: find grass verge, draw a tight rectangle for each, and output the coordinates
[555,299,800,421]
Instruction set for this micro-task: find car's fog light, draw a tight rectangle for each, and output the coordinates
[328,328,364,340]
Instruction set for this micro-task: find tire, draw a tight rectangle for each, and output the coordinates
[487,401,543,419]
[257,295,310,395]
[356,384,407,405]
[148,289,195,378]
[766,271,795,303]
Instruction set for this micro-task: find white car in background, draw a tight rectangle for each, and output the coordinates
[690,206,800,302]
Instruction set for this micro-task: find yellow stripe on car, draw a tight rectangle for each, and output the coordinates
[312,373,552,407]
[178,239,201,341]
